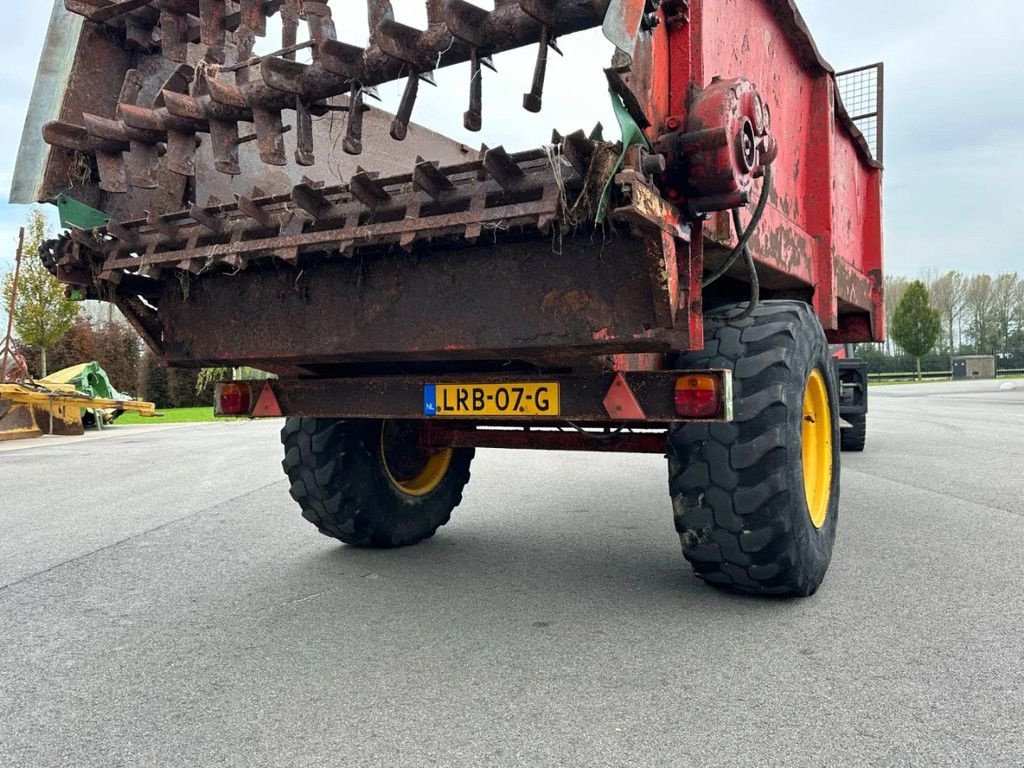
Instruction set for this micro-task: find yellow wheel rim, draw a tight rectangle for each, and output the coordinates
[380,422,453,497]
[802,368,833,529]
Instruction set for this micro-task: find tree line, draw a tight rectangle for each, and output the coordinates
[11,316,214,408]
[3,210,212,408]
[883,271,1024,361]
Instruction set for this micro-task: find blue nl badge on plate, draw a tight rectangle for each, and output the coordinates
[423,384,437,416]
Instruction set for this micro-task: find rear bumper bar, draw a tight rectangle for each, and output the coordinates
[217,370,733,426]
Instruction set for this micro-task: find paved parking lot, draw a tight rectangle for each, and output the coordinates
[1,379,1022,767]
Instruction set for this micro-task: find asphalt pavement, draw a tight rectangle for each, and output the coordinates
[1,379,1022,767]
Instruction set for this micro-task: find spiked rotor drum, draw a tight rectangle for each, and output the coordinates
[44,1,645,281]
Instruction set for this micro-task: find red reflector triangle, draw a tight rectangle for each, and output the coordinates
[602,372,646,420]
[252,382,283,417]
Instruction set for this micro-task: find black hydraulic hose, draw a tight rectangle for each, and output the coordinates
[730,205,761,322]
[701,164,774,289]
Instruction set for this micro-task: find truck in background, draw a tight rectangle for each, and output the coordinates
[832,344,868,452]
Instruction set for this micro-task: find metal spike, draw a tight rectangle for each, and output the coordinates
[291,182,334,220]
[400,199,421,252]
[483,146,525,190]
[319,39,367,79]
[367,0,396,38]
[252,107,288,166]
[391,76,419,141]
[445,0,490,48]
[281,211,306,238]
[199,0,226,63]
[475,143,489,181]
[344,86,367,155]
[210,120,241,175]
[114,105,158,139]
[281,0,300,59]
[350,167,391,211]
[413,156,456,200]
[523,25,551,113]
[106,220,141,247]
[81,112,158,145]
[42,121,129,193]
[563,129,596,176]
[124,18,155,50]
[233,26,257,84]
[259,56,313,95]
[295,98,314,166]
[465,48,483,132]
[425,0,444,26]
[236,192,277,228]
[159,8,189,63]
[149,67,196,177]
[77,0,155,23]
[377,18,437,72]
[166,131,198,177]
[204,76,249,110]
[126,141,160,189]
[189,202,226,233]
[301,1,337,57]
[147,211,180,240]
[239,0,267,36]
[116,69,144,113]
[43,120,127,154]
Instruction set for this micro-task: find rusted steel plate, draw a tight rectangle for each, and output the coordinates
[160,234,689,369]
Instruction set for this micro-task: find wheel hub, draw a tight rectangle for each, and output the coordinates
[380,421,453,497]
[802,368,833,528]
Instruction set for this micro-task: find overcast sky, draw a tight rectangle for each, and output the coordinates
[1,0,1021,281]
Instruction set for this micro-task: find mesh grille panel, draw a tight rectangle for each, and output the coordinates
[836,64,883,162]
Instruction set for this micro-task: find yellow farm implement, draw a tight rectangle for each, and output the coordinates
[0,381,157,442]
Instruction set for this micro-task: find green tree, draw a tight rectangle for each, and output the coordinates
[890,280,942,380]
[883,275,909,356]
[2,210,79,376]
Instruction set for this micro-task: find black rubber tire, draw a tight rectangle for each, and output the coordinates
[840,413,867,452]
[281,418,474,547]
[668,301,841,597]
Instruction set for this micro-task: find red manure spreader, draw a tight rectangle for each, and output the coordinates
[14,0,884,596]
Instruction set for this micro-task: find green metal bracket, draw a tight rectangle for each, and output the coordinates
[596,88,652,223]
[55,194,109,230]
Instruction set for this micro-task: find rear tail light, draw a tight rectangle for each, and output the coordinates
[674,374,720,418]
[216,382,252,416]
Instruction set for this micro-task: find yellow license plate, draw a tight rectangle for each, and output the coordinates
[424,383,560,417]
